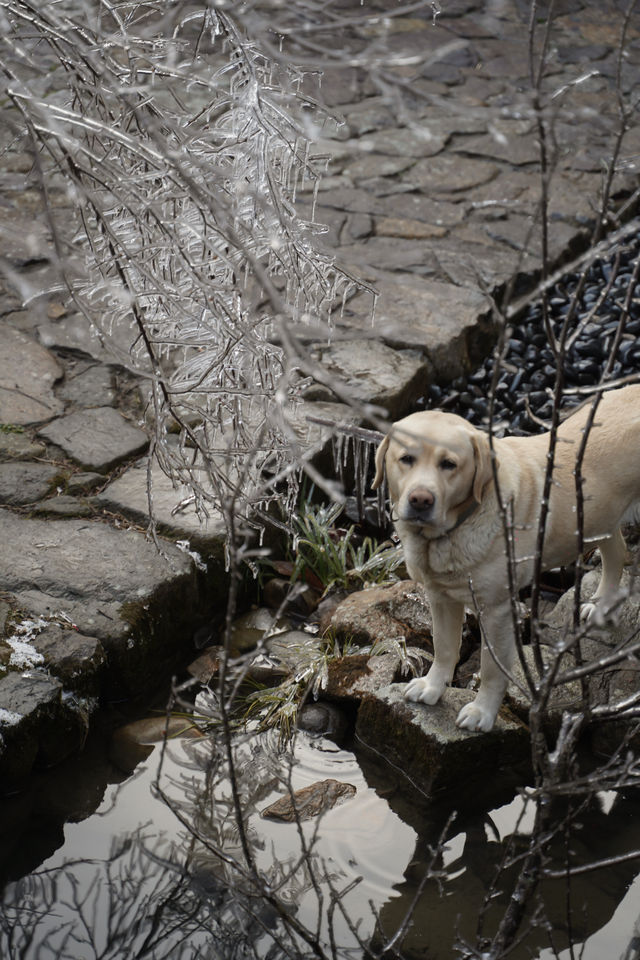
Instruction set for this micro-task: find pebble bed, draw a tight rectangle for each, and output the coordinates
[421,241,640,435]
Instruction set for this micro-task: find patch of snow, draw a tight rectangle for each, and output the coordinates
[176,540,207,571]
[6,617,47,670]
[0,707,23,727]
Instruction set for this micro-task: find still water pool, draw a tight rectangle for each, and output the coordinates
[1,721,640,959]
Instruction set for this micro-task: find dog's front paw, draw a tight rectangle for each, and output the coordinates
[456,700,497,733]
[579,600,598,624]
[404,675,446,706]
[580,599,615,627]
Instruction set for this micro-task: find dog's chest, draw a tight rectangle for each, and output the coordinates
[403,530,463,585]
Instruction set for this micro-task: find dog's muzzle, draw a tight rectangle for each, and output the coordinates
[401,487,436,524]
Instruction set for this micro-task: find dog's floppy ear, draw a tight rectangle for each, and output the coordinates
[471,430,495,503]
[372,434,390,490]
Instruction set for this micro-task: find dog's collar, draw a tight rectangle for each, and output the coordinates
[443,495,481,535]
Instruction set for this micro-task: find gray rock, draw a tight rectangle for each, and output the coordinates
[57,362,116,408]
[316,185,386,216]
[340,236,441,274]
[266,630,320,671]
[0,672,88,783]
[0,508,210,696]
[543,569,640,707]
[0,430,46,461]
[328,580,433,648]
[377,193,466,226]
[10,589,129,647]
[37,312,139,365]
[94,454,226,550]
[343,212,373,240]
[32,495,94,518]
[0,327,64,425]
[0,207,51,265]
[344,153,416,182]
[312,339,431,418]
[66,471,104,495]
[261,778,356,822]
[0,461,61,505]
[418,236,540,292]
[342,275,495,380]
[507,646,586,731]
[32,624,106,698]
[406,154,499,193]
[356,125,449,158]
[342,100,396,136]
[38,406,148,472]
[356,683,528,800]
[452,129,539,166]
[298,701,350,744]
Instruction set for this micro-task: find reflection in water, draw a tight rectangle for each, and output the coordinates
[1,727,640,959]
[374,790,640,960]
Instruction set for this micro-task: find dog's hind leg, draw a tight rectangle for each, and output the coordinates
[580,527,626,623]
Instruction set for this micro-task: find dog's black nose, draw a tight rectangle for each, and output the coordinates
[408,488,434,511]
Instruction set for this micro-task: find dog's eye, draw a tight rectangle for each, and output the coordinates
[399,453,416,467]
[440,458,457,471]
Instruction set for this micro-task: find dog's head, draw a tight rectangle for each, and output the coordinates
[372,411,494,537]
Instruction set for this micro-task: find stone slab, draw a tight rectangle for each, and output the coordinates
[37,312,139,365]
[0,508,210,696]
[0,672,88,784]
[38,406,148,472]
[32,625,106,698]
[312,339,431,419]
[342,275,495,380]
[356,683,528,802]
[94,456,226,552]
[0,327,64,426]
[406,154,500,193]
[0,430,46,461]
[0,461,61,505]
[57,362,116,409]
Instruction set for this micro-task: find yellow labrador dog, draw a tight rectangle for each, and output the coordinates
[373,384,640,733]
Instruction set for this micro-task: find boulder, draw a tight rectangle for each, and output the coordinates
[356,684,528,804]
[324,650,429,700]
[312,339,430,419]
[32,625,106,698]
[0,672,89,785]
[327,580,433,648]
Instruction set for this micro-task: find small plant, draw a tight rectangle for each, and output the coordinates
[290,502,402,594]
[244,634,342,743]
[244,632,426,742]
